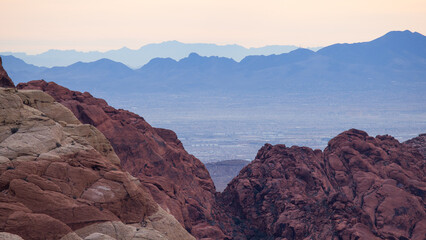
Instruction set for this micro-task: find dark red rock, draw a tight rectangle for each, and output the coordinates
[0,85,165,240]
[18,80,225,239]
[4,211,72,240]
[404,133,426,159]
[220,129,425,239]
[0,57,15,88]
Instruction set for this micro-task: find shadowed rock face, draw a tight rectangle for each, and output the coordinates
[0,57,14,88]
[17,80,227,239]
[0,88,194,240]
[220,129,425,239]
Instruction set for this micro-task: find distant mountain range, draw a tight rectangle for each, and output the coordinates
[0,41,318,68]
[2,30,425,97]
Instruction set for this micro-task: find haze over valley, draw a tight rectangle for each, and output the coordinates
[2,0,426,239]
[2,30,425,162]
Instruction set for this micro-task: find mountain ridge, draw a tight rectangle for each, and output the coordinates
[6,53,426,239]
[1,41,307,68]
[0,60,195,239]
[2,30,424,96]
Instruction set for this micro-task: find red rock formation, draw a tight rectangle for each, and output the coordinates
[17,80,226,239]
[220,129,425,239]
[17,80,425,240]
[0,57,15,88]
[0,87,195,240]
[404,133,426,159]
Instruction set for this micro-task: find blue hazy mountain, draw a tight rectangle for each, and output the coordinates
[2,30,425,96]
[318,30,426,67]
[0,41,305,68]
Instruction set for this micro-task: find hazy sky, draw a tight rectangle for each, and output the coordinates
[1,0,425,53]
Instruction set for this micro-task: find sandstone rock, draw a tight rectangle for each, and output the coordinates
[18,80,223,239]
[0,57,14,88]
[0,232,24,240]
[324,130,425,239]
[404,133,426,159]
[69,210,195,240]
[0,87,194,240]
[220,129,425,239]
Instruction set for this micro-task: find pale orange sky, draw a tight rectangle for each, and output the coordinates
[1,0,425,53]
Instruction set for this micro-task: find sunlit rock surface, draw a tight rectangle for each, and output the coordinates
[0,85,194,239]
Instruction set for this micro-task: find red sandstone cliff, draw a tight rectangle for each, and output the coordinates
[0,87,194,239]
[17,80,227,239]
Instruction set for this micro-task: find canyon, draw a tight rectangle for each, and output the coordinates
[0,58,425,239]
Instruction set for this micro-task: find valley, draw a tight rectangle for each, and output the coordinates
[104,91,426,162]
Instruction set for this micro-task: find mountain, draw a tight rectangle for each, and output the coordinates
[0,62,194,239]
[3,30,425,96]
[6,47,425,240]
[1,41,305,68]
[18,79,426,240]
[318,30,426,67]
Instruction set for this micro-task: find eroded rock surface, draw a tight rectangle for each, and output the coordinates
[18,80,224,239]
[404,133,426,159]
[0,87,194,240]
[220,129,425,239]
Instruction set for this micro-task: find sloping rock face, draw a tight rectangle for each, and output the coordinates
[220,129,425,239]
[0,87,194,240]
[404,133,426,159]
[0,57,14,88]
[17,80,225,239]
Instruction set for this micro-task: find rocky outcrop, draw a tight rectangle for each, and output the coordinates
[17,80,226,239]
[220,129,425,239]
[17,80,425,240]
[404,133,426,159]
[0,57,14,88]
[205,160,250,192]
[0,87,194,240]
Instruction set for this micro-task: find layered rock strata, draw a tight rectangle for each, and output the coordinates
[0,87,194,240]
[17,80,226,239]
